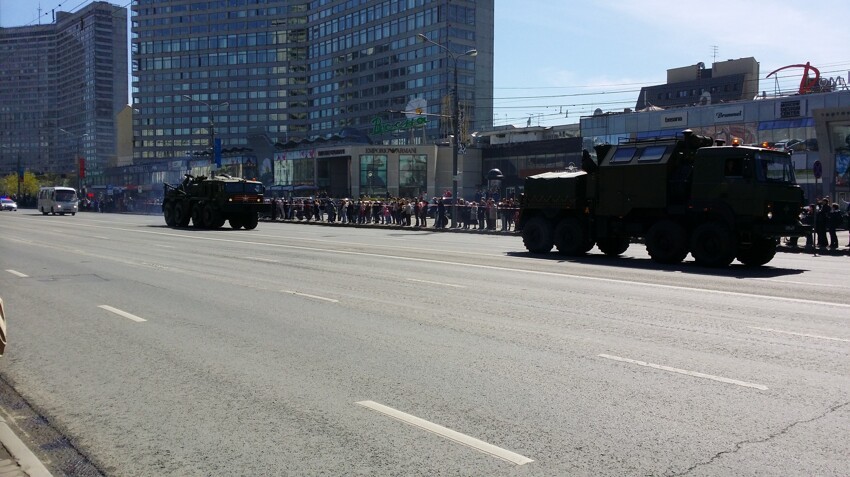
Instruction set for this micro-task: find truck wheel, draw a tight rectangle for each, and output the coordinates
[554,218,586,255]
[229,217,244,229]
[598,235,630,256]
[201,204,220,228]
[522,217,553,253]
[646,220,688,264]
[164,202,177,227]
[191,206,204,228]
[174,202,190,227]
[736,237,777,266]
[691,222,736,267]
[243,213,259,230]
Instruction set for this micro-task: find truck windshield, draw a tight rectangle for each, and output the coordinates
[224,182,264,194]
[754,152,796,184]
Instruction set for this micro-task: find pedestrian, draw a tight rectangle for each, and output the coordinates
[815,198,829,248]
[436,197,446,229]
[828,202,842,249]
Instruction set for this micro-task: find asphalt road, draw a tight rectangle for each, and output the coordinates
[0,211,848,476]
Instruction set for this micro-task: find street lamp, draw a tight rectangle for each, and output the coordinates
[417,33,477,228]
[59,128,89,193]
[182,95,229,157]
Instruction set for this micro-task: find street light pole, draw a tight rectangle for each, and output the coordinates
[417,33,477,228]
[183,95,229,161]
[59,128,89,193]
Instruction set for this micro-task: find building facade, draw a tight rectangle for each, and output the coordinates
[131,0,495,165]
[0,2,128,187]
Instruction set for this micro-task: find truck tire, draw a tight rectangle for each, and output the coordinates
[191,206,204,228]
[164,202,177,227]
[243,213,259,230]
[646,220,688,264]
[201,204,221,229]
[522,217,553,253]
[229,217,244,229]
[597,234,630,256]
[736,237,777,266]
[691,222,736,267]
[554,218,587,255]
[174,202,190,227]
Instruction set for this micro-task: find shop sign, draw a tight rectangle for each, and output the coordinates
[371,116,428,135]
[714,106,744,123]
[660,112,688,128]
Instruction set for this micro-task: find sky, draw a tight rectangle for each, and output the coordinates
[3,0,850,128]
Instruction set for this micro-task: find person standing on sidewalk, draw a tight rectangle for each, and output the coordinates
[828,202,843,249]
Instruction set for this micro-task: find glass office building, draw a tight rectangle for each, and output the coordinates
[131,0,494,162]
[0,2,128,187]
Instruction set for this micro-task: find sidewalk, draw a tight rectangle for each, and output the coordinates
[0,417,51,477]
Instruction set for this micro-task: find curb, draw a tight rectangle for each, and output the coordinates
[0,418,52,477]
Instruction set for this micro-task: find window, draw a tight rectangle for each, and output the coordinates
[610,147,637,163]
[638,145,667,162]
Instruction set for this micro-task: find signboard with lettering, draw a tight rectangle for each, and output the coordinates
[660,112,688,129]
[714,106,744,123]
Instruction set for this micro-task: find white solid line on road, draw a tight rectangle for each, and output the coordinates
[748,326,850,343]
[98,305,147,323]
[5,270,28,278]
[280,290,339,303]
[598,354,768,391]
[356,400,534,466]
[406,278,466,288]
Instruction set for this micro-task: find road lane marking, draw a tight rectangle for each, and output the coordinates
[98,305,147,322]
[5,270,28,278]
[748,326,850,343]
[598,354,768,391]
[406,278,466,288]
[280,290,339,303]
[355,400,534,466]
[245,256,280,263]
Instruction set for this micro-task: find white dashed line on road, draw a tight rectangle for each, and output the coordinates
[98,305,147,323]
[748,326,850,343]
[5,270,28,278]
[356,400,534,466]
[598,354,768,391]
[280,290,339,303]
[406,278,466,288]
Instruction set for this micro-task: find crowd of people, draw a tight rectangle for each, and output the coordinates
[262,196,521,232]
[788,197,850,250]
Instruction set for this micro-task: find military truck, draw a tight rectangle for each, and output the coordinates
[517,130,807,267]
[162,173,265,229]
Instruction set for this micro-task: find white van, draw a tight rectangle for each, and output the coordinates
[38,186,79,216]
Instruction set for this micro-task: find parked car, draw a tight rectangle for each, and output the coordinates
[0,198,17,211]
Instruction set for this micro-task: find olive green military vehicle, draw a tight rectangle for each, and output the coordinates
[162,173,265,230]
[517,130,807,267]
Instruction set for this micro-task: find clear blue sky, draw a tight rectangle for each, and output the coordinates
[4,0,850,128]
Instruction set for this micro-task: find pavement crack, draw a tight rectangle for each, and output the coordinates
[667,401,850,476]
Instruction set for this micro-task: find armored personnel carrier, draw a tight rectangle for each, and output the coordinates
[162,173,265,230]
[517,130,808,267]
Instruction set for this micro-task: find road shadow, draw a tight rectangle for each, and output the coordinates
[504,250,807,279]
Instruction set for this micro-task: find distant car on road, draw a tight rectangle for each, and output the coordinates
[0,198,17,211]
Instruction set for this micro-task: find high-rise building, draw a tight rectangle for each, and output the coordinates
[131,0,494,162]
[0,2,128,188]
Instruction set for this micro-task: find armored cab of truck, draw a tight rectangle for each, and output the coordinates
[518,130,807,267]
[162,173,265,230]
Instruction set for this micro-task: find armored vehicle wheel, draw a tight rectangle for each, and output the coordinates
[242,213,259,230]
[522,217,553,253]
[597,234,630,256]
[553,218,587,255]
[691,222,736,267]
[164,202,177,227]
[229,217,244,229]
[174,202,190,227]
[41,208,48,215]
[191,206,204,228]
[646,220,689,264]
[212,215,226,228]
[736,237,777,266]
[201,204,221,229]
